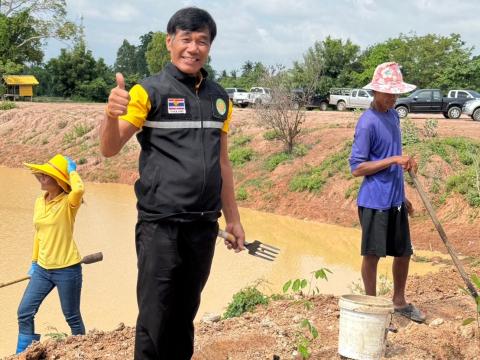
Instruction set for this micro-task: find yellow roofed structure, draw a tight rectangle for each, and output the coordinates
[3,75,39,85]
[2,75,39,100]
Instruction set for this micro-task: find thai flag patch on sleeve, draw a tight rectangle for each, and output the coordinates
[167,98,186,114]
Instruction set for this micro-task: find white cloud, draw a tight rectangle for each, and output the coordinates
[42,0,480,72]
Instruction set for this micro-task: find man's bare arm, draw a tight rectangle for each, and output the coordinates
[352,155,417,177]
[219,132,245,251]
[100,73,138,157]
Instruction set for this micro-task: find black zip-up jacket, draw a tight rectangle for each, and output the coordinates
[135,63,230,222]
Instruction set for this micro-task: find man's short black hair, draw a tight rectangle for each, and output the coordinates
[167,7,217,43]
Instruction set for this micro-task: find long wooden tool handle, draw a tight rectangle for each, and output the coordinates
[0,252,104,289]
[218,229,250,247]
[0,276,30,289]
[81,252,103,264]
[218,229,235,242]
[409,169,479,298]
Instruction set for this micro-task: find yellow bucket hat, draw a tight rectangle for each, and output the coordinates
[24,154,71,192]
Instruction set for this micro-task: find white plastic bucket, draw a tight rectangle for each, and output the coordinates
[338,294,394,360]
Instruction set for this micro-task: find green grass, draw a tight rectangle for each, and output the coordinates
[405,137,480,208]
[33,96,74,103]
[265,144,310,172]
[344,179,361,199]
[232,134,252,147]
[265,152,292,171]
[244,177,274,191]
[229,147,254,167]
[289,141,352,193]
[263,129,281,141]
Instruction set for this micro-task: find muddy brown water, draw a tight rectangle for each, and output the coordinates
[0,166,446,357]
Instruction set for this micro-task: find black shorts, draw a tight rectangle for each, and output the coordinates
[358,204,413,257]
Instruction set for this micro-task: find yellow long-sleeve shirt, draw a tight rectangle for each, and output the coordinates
[32,171,84,269]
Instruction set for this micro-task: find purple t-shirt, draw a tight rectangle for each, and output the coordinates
[349,108,405,210]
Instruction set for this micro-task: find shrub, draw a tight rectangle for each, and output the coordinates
[74,123,92,137]
[223,285,269,319]
[63,131,76,145]
[236,186,248,201]
[401,117,420,145]
[229,147,254,167]
[263,129,281,141]
[0,101,16,110]
[289,170,326,192]
[293,144,308,157]
[423,118,438,138]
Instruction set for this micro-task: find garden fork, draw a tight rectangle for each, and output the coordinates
[218,229,280,262]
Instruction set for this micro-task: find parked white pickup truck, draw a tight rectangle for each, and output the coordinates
[447,89,480,99]
[225,88,250,108]
[328,88,373,111]
[329,88,373,111]
[248,87,272,106]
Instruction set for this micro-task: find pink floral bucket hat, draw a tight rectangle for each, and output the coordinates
[363,62,416,94]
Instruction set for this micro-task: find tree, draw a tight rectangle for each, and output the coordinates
[136,31,153,78]
[46,38,108,99]
[254,65,312,153]
[0,59,24,95]
[0,0,76,48]
[354,33,475,91]
[145,32,169,74]
[115,39,137,76]
[0,11,43,64]
[292,36,360,94]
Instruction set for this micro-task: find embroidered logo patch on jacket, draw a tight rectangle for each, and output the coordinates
[168,98,186,114]
[216,98,227,116]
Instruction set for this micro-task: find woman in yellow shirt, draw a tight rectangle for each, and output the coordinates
[16,154,85,354]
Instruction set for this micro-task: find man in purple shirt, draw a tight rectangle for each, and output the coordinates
[349,62,426,323]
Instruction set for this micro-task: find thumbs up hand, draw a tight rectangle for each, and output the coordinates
[106,73,130,118]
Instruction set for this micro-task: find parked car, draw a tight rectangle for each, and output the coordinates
[291,89,329,110]
[395,89,472,119]
[463,99,480,121]
[225,87,250,108]
[248,87,272,106]
[328,88,373,111]
[447,89,480,99]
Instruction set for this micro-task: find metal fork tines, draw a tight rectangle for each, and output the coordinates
[244,240,280,261]
[217,229,280,262]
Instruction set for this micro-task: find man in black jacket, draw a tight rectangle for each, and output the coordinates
[100,7,245,360]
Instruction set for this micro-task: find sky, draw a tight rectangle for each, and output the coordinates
[44,0,480,74]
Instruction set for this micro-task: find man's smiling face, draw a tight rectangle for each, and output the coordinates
[166,28,211,75]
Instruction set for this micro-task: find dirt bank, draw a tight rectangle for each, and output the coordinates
[4,265,479,360]
[1,102,480,359]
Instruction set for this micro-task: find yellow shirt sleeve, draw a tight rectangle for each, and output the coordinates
[119,84,151,128]
[67,171,84,208]
[222,99,233,133]
[120,84,230,132]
